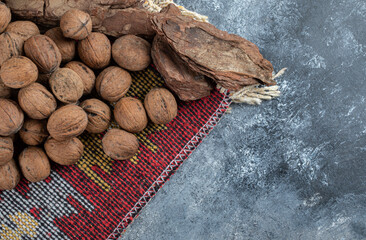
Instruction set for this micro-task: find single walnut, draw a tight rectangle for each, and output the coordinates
[144,88,178,124]
[47,105,88,141]
[0,3,11,33]
[80,98,111,134]
[0,79,11,98]
[0,32,24,67]
[45,27,76,62]
[6,21,40,41]
[112,35,151,71]
[19,119,48,146]
[24,35,61,73]
[0,56,38,89]
[44,137,84,165]
[19,147,50,183]
[49,68,84,104]
[78,32,111,69]
[0,136,13,165]
[0,159,20,190]
[60,9,92,40]
[114,97,148,133]
[102,128,139,160]
[0,99,24,136]
[96,66,131,102]
[18,83,57,119]
[64,61,95,95]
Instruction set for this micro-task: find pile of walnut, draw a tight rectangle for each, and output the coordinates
[0,5,178,190]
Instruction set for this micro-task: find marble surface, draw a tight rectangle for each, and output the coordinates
[122,0,366,239]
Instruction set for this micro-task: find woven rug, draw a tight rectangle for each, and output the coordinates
[0,66,231,239]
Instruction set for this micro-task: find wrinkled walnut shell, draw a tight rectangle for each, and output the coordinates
[24,35,61,73]
[0,32,24,67]
[102,128,139,160]
[0,136,13,165]
[44,137,84,166]
[18,83,57,119]
[64,61,95,95]
[19,147,50,183]
[5,21,40,41]
[45,27,76,62]
[19,119,48,146]
[0,56,38,89]
[0,79,11,98]
[144,88,178,124]
[47,104,88,141]
[114,97,148,133]
[80,98,111,134]
[78,32,111,69]
[60,9,92,40]
[96,66,131,102]
[0,3,11,34]
[49,68,84,104]
[112,35,151,71]
[0,99,24,136]
[0,158,20,190]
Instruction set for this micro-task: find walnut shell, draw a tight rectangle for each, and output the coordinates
[60,9,92,40]
[47,104,88,141]
[0,3,11,34]
[24,35,61,73]
[0,99,24,136]
[64,61,95,95]
[0,32,24,67]
[102,128,139,160]
[45,27,76,62]
[0,56,38,89]
[44,137,84,165]
[49,68,84,104]
[19,119,48,146]
[5,21,40,41]
[19,147,50,183]
[114,97,148,133]
[144,88,178,124]
[0,158,20,190]
[0,78,11,98]
[112,35,151,71]
[80,98,111,133]
[96,66,131,102]
[78,32,111,69]
[0,136,13,165]
[18,83,57,119]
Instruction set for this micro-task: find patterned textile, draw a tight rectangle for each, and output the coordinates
[0,66,231,240]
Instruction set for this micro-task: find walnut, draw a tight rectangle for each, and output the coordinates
[60,9,92,40]
[19,147,50,182]
[0,99,24,136]
[0,78,11,98]
[0,159,20,190]
[47,104,88,141]
[95,66,131,102]
[24,35,61,73]
[0,32,24,67]
[112,35,151,71]
[18,83,57,120]
[114,97,148,133]
[45,27,76,62]
[80,98,111,134]
[0,56,38,89]
[64,61,95,95]
[144,88,177,124]
[78,32,111,69]
[19,119,48,146]
[0,2,11,34]
[5,21,40,41]
[49,68,84,104]
[0,136,13,165]
[44,137,84,166]
[102,128,139,160]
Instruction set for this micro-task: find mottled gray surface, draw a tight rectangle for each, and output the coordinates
[122,1,366,239]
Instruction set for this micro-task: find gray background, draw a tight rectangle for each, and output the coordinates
[122,0,366,239]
